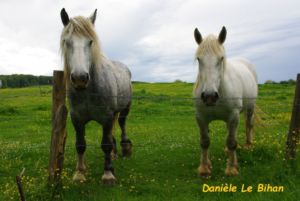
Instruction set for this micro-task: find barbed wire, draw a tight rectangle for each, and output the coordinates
[0,101,295,110]
[0,113,293,125]
[0,86,297,101]
[0,93,296,101]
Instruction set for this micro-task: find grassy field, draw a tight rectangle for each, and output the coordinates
[0,82,299,201]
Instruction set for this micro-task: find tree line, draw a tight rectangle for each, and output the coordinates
[0,74,52,88]
[0,74,296,89]
[264,79,296,85]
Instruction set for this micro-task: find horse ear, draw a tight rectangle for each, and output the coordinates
[218,26,227,44]
[90,9,97,25]
[194,28,202,45]
[60,8,70,26]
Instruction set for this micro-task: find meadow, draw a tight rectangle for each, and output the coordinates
[0,82,299,201]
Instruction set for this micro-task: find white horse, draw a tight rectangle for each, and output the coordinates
[193,27,258,176]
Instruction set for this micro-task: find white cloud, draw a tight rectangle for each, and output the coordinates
[0,37,59,75]
[0,0,299,83]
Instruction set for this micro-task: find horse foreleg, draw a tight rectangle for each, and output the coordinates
[197,118,212,177]
[225,112,239,176]
[71,118,87,182]
[118,103,132,157]
[101,115,117,185]
[244,108,254,150]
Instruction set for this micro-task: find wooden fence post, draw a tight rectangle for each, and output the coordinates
[48,70,68,182]
[286,74,300,160]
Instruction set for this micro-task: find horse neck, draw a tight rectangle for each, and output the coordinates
[88,59,101,84]
[89,54,111,90]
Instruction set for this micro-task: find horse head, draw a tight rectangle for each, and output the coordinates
[60,8,99,89]
[194,26,227,106]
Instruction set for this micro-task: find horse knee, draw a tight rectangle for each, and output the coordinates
[101,141,113,154]
[201,137,210,149]
[76,140,86,154]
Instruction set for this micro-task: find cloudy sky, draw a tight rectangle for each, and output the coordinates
[0,0,299,83]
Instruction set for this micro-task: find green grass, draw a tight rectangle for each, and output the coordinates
[0,83,299,201]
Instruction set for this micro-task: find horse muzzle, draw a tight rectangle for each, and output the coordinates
[201,91,219,106]
[70,72,90,89]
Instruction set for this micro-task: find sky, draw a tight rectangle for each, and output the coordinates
[0,0,299,83]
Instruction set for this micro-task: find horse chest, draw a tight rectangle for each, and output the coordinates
[196,100,242,122]
[199,107,229,121]
[68,92,112,121]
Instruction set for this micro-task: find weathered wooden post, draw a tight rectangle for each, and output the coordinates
[48,70,68,182]
[286,74,300,160]
[16,168,26,201]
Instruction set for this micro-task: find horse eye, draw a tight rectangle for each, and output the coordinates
[197,58,203,65]
[217,57,224,65]
[65,40,72,48]
[88,40,93,46]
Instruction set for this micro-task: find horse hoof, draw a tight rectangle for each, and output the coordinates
[225,166,239,176]
[73,171,86,182]
[198,164,212,178]
[121,139,132,157]
[102,171,116,186]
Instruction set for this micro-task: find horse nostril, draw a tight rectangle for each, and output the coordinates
[71,74,76,83]
[214,92,219,100]
[79,73,89,82]
[201,91,219,104]
[201,92,205,101]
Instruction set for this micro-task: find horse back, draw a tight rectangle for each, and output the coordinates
[225,58,258,107]
[234,58,257,82]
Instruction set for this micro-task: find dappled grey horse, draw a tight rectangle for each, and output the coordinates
[60,8,132,185]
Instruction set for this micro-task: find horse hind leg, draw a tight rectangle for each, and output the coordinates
[110,114,118,160]
[244,107,254,150]
[119,103,132,157]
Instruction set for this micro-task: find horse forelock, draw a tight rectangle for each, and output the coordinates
[60,16,102,88]
[195,35,225,59]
